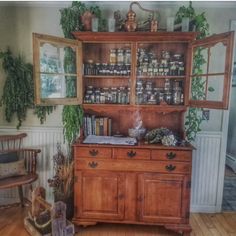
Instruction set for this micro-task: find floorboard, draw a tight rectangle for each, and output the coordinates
[0,205,236,235]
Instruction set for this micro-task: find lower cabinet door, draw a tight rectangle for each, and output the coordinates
[75,171,125,220]
[137,173,189,223]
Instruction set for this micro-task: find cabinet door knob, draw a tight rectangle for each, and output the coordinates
[89,149,98,157]
[166,152,176,159]
[165,164,176,171]
[127,150,136,158]
[88,161,98,168]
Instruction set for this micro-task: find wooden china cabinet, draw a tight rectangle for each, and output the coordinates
[33,31,234,235]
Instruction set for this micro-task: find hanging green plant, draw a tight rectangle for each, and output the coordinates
[0,48,34,129]
[60,1,105,148]
[34,106,56,124]
[0,48,55,128]
[175,1,210,141]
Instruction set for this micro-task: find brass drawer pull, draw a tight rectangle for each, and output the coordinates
[88,161,98,168]
[89,149,98,157]
[127,150,136,158]
[165,164,176,172]
[166,152,176,160]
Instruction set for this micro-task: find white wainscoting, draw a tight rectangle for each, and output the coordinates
[191,131,223,213]
[0,126,66,204]
[0,127,224,212]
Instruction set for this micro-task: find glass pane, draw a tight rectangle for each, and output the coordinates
[192,46,208,75]
[40,74,77,98]
[190,75,224,102]
[206,75,224,102]
[40,42,76,74]
[190,76,207,100]
[208,42,226,74]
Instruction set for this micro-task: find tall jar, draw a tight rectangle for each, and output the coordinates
[117,49,124,64]
[124,49,131,64]
[109,49,117,64]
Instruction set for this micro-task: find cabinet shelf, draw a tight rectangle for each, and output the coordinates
[83,75,130,79]
[82,104,186,112]
[136,75,186,80]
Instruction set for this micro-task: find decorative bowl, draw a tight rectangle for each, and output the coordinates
[128,128,146,140]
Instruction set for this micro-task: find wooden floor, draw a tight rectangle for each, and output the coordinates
[1,205,236,236]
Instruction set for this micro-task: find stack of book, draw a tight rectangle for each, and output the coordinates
[83,115,112,137]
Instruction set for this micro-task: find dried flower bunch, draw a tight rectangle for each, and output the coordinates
[48,144,74,200]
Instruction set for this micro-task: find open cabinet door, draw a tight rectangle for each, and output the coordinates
[33,33,82,105]
[189,31,234,109]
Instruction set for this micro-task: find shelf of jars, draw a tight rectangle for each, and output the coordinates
[83,75,130,79]
[136,75,185,80]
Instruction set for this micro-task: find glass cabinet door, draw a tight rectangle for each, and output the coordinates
[189,31,234,109]
[33,33,82,105]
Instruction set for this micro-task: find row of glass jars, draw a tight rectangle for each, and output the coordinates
[84,86,130,104]
[84,62,131,76]
[137,49,185,76]
[136,80,184,105]
[110,48,131,65]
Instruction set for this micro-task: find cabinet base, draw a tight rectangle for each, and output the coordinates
[165,223,192,235]
[73,219,191,235]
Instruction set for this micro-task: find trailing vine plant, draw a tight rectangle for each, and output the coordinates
[0,48,55,128]
[175,1,210,141]
[60,1,103,150]
[0,49,34,129]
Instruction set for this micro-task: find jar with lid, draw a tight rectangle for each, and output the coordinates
[86,60,94,75]
[95,63,100,75]
[164,78,171,91]
[142,62,148,76]
[110,49,117,64]
[163,64,169,76]
[147,63,153,76]
[164,92,172,105]
[158,91,164,104]
[84,94,90,103]
[101,63,107,75]
[170,62,176,76]
[117,49,124,64]
[103,88,109,103]
[109,63,115,75]
[100,92,106,104]
[137,91,143,104]
[116,64,122,75]
[153,62,159,76]
[124,49,131,64]
[158,64,164,75]
[111,87,117,103]
[172,87,182,105]
[94,89,101,103]
[126,64,131,76]
[107,88,113,103]
[178,62,185,76]
[117,89,121,103]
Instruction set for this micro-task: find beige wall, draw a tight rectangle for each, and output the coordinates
[0,1,235,131]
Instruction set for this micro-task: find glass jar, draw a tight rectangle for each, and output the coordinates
[110,49,117,64]
[126,64,131,76]
[117,49,124,64]
[95,89,101,103]
[172,87,182,105]
[111,87,117,103]
[148,63,153,76]
[137,91,143,104]
[100,92,106,103]
[124,49,131,64]
[178,62,185,76]
[164,92,172,105]
[95,63,100,75]
[170,62,176,76]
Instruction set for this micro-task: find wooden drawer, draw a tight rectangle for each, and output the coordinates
[151,150,191,162]
[114,148,150,160]
[75,159,191,174]
[74,147,112,159]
